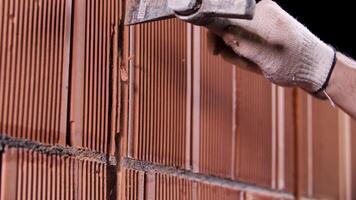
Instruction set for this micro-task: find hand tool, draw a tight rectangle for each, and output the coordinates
[125,0,256,29]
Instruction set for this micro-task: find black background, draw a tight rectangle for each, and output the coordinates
[274,1,355,57]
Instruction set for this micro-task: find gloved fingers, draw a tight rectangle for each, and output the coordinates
[215,25,269,68]
[208,0,272,39]
[207,30,262,74]
[225,0,298,45]
[208,26,249,57]
[219,44,263,75]
[206,0,335,94]
[206,30,225,55]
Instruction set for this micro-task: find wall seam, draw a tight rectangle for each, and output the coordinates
[121,157,295,199]
[0,135,116,165]
[60,0,73,144]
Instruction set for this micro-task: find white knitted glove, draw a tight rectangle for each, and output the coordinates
[208,0,336,95]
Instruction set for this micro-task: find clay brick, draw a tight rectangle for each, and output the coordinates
[284,89,297,193]
[244,191,294,200]
[128,19,188,168]
[198,28,234,178]
[196,183,241,200]
[190,29,297,191]
[121,168,140,200]
[294,91,310,196]
[311,100,339,199]
[235,69,273,188]
[121,168,193,200]
[295,94,341,199]
[0,0,71,144]
[0,147,108,199]
[235,75,297,192]
[353,120,356,199]
[120,167,294,200]
[69,0,121,154]
[2,0,353,198]
[155,173,193,200]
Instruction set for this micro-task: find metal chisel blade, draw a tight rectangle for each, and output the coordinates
[125,0,176,25]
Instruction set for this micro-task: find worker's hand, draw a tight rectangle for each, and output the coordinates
[207,0,336,95]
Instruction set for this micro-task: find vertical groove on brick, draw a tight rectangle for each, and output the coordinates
[185,24,193,170]
[271,85,277,189]
[352,120,356,199]
[231,66,238,179]
[275,87,283,189]
[118,0,130,160]
[191,25,201,173]
[306,95,313,196]
[338,111,352,200]
[0,0,70,144]
[284,89,296,193]
[274,87,296,192]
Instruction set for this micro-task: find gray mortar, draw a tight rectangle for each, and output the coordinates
[0,134,294,198]
[121,158,295,199]
[0,135,117,166]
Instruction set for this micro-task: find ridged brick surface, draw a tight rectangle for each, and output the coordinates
[294,91,309,196]
[129,19,187,168]
[295,93,345,199]
[70,0,120,153]
[235,69,272,187]
[155,173,193,200]
[1,147,107,200]
[284,89,297,192]
[198,28,234,178]
[244,191,293,200]
[122,168,140,200]
[197,184,241,200]
[120,168,293,200]
[0,0,71,144]
[1,0,356,199]
[311,99,339,199]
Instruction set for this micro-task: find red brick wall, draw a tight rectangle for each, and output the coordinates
[1,0,355,199]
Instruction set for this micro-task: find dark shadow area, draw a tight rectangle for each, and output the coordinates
[106,24,117,200]
[276,0,356,58]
